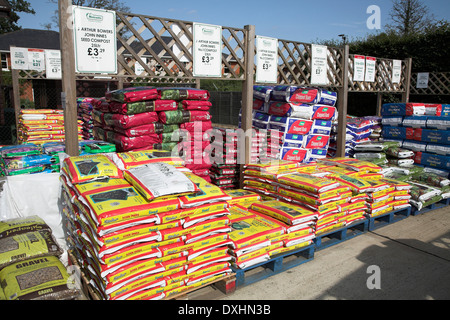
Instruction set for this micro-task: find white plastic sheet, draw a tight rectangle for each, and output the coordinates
[0,173,65,248]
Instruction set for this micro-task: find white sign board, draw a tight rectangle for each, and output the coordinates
[310,44,328,85]
[416,72,429,89]
[256,35,278,83]
[365,56,376,82]
[10,47,29,70]
[193,22,222,77]
[353,55,366,82]
[45,50,62,79]
[28,49,45,72]
[73,6,117,74]
[135,60,146,75]
[392,60,402,84]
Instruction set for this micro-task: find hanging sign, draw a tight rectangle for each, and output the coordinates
[10,47,29,70]
[392,60,402,84]
[416,72,429,89]
[193,22,222,77]
[353,55,366,82]
[135,60,146,75]
[365,56,376,82]
[310,44,328,85]
[256,35,278,83]
[27,49,45,72]
[45,50,62,79]
[72,6,117,74]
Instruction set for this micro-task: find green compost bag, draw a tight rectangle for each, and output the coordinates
[411,172,450,188]
[0,256,80,300]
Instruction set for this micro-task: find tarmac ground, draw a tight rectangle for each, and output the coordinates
[211,206,450,300]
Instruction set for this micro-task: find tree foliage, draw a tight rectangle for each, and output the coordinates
[47,0,130,31]
[0,0,35,34]
[385,0,434,36]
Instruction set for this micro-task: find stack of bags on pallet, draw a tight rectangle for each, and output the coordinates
[17,109,83,145]
[209,127,240,189]
[225,202,315,269]
[381,102,450,177]
[60,151,233,300]
[77,98,96,141]
[250,85,337,163]
[159,87,213,182]
[379,164,450,211]
[0,143,61,176]
[93,87,167,152]
[328,116,382,159]
[0,216,81,300]
[318,158,412,218]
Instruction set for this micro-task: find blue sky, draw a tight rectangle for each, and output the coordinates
[17,0,450,43]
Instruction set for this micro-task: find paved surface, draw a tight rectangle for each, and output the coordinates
[215,206,450,300]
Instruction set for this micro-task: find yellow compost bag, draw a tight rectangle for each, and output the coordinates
[113,150,185,170]
[269,240,312,257]
[244,160,299,173]
[63,154,123,184]
[78,185,180,227]
[337,158,382,173]
[277,173,340,193]
[0,256,80,300]
[227,205,258,222]
[225,189,261,208]
[327,173,373,194]
[0,230,63,269]
[228,215,285,249]
[0,216,51,240]
[73,178,131,196]
[178,172,231,208]
[250,200,318,225]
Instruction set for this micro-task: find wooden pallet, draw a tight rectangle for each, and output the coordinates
[67,250,236,301]
[231,244,315,288]
[314,219,369,251]
[411,198,450,216]
[368,206,411,231]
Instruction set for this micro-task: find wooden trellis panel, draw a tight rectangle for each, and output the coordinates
[410,72,450,96]
[348,55,409,93]
[264,40,344,88]
[114,12,247,84]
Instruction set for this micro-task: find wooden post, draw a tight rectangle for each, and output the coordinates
[376,92,383,117]
[11,65,21,141]
[59,0,79,156]
[402,58,412,103]
[336,44,349,158]
[239,25,255,188]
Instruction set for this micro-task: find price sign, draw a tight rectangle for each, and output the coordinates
[10,47,29,70]
[73,6,117,74]
[45,50,62,79]
[193,22,222,77]
[28,49,45,72]
[353,55,366,82]
[311,44,328,85]
[392,60,402,84]
[256,36,278,83]
[416,72,429,89]
[365,56,376,82]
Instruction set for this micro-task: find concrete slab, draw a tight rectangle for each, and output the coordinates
[217,206,450,300]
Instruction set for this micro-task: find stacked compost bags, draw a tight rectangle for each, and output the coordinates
[0,215,81,300]
[60,152,233,300]
[77,97,96,141]
[209,127,239,189]
[381,102,450,177]
[17,109,83,145]
[241,85,337,164]
[329,116,382,159]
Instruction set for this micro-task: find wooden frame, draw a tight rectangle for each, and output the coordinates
[11,4,443,159]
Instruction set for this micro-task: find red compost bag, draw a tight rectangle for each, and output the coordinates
[180,100,212,111]
[113,123,164,137]
[106,112,159,129]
